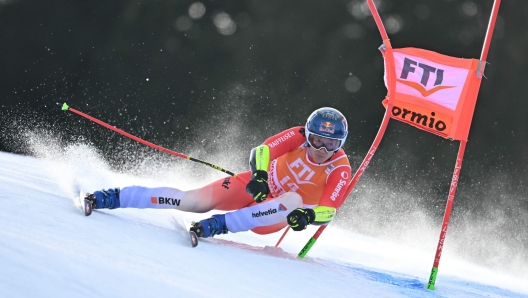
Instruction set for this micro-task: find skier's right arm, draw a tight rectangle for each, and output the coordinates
[246,145,271,203]
[246,127,306,203]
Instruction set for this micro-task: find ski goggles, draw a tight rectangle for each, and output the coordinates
[307,133,342,152]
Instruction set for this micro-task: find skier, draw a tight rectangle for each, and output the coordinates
[85,107,351,238]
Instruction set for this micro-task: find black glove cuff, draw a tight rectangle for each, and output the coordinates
[252,170,268,181]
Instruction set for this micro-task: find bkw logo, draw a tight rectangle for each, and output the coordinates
[398,57,455,97]
[151,197,181,206]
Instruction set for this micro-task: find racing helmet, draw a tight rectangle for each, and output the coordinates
[305,107,348,152]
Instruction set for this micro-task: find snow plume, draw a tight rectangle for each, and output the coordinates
[0,95,260,193]
[2,120,117,197]
[0,106,216,193]
[336,172,528,282]
[336,176,438,251]
[331,126,528,281]
[177,82,273,181]
[449,174,528,279]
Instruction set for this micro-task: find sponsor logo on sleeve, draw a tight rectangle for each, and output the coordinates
[151,197,181,206]
[330,179,347,201]
[252,208,278,218]
[268,131,296,148]
[221,177,231,189]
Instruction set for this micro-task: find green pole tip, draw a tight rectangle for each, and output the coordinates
[427,267,438,290]
[427,284,435,290]
[62,103,69,111]
[298,238,316,259]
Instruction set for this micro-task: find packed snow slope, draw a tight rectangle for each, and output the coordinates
[0,150,527,298]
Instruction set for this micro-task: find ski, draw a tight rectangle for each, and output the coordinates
[189,230,199,247]
[78,190,93,216]
[183,218,199,248]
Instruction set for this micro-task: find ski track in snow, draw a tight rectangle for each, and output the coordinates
[0,151,526,298]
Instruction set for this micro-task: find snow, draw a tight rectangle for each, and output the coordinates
[0,150,527,298]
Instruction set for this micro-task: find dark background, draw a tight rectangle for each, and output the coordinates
[1,0,526,272]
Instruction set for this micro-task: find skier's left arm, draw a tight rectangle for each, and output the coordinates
[287,166,351,231]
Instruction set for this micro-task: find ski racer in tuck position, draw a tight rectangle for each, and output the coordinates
[85,107,352,238]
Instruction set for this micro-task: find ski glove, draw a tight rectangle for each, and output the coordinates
[287,208,315,231]
[245,170,270,203]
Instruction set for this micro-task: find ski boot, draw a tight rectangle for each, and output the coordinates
[84,188,120,216]
[190,214,228,238]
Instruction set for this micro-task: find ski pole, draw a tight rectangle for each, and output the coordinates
[296,178,356,258]
[275,227,290,247]
[298,224,328,258]
[61,103,247,184]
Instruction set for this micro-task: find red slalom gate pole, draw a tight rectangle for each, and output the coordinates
[480,0,502,63]
[61,103,247,184]
[294,0,396,258]
[427,141,466,290]
[297,106,393,258]
[367,0,389,41]
[427,0,501,290]
[293,0,397,259]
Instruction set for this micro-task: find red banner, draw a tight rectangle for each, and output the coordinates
[382,48,483,141]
